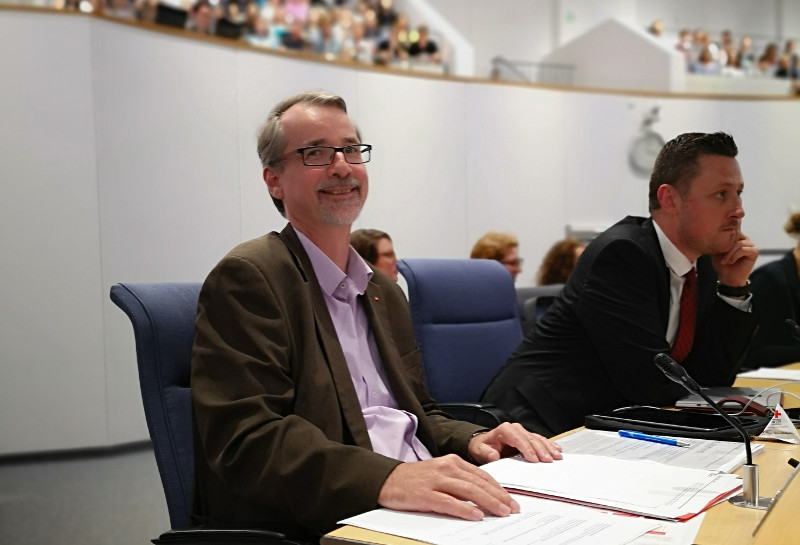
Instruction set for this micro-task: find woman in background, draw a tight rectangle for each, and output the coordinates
[744,211,800,368]
[350,228,399,282]
[470,232,522,282]
[536,238,585,286]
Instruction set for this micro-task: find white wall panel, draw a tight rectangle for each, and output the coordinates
[0,13,106,453]
[464,84,567,286]
[354,72,469,261]
[719,100,800,252]
[92,23,244,444]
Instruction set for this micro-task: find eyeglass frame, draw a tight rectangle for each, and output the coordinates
[282,144,373,166]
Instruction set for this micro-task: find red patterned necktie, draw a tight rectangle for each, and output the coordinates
[672,268,697,362]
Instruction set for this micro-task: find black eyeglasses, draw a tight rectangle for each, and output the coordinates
[292,144,372,166]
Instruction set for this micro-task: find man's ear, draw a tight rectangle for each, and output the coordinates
[657,184,680,214]
[264,167,283,200]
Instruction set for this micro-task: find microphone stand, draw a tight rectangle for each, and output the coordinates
[654,353,774,510]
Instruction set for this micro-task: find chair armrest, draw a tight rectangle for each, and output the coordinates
[152,528,313,545]
[438,402,509,428]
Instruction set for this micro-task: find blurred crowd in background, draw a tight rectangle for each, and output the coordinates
[648,18,798,79]
[52,0,446,71]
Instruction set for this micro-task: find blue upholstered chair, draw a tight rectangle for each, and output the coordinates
[397,259,521,427]
[110,282,307,545]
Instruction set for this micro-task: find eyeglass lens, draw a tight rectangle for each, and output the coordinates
[302,145,370,166]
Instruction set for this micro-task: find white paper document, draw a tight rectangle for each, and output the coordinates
[628,514,705,545]
[556,428,763,473]
[339,493,659,545]
[482,453,741,521]
[737,368,800,381]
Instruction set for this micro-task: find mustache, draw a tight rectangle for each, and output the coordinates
[316,178,362,192]
[724,220,740,229]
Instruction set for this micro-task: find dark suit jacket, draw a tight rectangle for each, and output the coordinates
[744,250,800,368]
[482,216,758,437]
[190,224,481,535]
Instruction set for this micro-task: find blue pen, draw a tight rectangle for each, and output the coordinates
[619,430,690,447]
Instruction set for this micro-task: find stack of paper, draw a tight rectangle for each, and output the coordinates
[556,428,763,473]
[482,453,741,521]
[737,368,800,381]
[339,493,661,545]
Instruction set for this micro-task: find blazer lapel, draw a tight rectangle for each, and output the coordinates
[278,225,373,449]
[362,280,438,453]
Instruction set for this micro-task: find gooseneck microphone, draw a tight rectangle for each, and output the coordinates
[786,318,800,342]
[654,352,772,509]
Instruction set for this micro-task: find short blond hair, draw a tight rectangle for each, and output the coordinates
[470,232,518,261]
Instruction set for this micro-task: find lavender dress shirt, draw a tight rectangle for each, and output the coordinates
[297,231,432,463]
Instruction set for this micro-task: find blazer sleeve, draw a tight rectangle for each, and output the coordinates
[191,254,401,533]
[682,259,758,385]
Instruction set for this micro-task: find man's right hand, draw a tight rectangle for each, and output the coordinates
[377,454,519,521]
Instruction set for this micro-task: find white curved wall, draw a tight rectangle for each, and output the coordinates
[1,10,798,454]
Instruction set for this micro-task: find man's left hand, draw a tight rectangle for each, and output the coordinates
[467,422,563,465]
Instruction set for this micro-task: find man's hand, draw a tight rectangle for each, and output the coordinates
[711,231,758,287]
[377,454,519,521]
[467,422,563,465]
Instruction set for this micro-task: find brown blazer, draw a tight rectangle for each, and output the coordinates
[190,224,481,535]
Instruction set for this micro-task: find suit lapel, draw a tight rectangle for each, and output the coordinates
[362,280,437,452]
[643,218,671,329]
[278,225,373,449]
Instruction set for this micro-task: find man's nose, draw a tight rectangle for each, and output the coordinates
[328,150,352,177]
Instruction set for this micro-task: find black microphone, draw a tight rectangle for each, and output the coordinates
[654,353,752,464]
[785,318,800,341]
[654,353,772,508]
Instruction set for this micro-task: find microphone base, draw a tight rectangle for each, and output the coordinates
[728,464,774,510]
[728,496,773,510]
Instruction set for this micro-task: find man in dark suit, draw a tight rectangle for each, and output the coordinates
[483,132,759,437]
[190,90,562,538]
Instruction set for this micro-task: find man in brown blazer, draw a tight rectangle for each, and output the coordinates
[190,90,562,539]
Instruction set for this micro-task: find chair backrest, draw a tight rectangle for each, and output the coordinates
[517,284,564,335]
[397,258,522,404]
[110,282,202,530]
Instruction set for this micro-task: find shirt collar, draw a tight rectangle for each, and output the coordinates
[294,229,373,297]
[652,219,696,277]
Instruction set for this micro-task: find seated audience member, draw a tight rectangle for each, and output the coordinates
[350,228,399,282]
[408,24,441,64]
[245,16,272,48]
[470,232,523,282]
[483,132,758,437]
[675,28,693,63]
[374,19,408,65]
[647,19,663,38]
[281,18,311,51]
[341,20,375,64]
[690,46,720,74]
[190,90,562,539]
[738,35,756,72]
[776,40,798,78]
[744,211,800,368]
[187,0,214,34]
[536,238,585,286]
[310,11,342,57]
[758,43,779,75]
